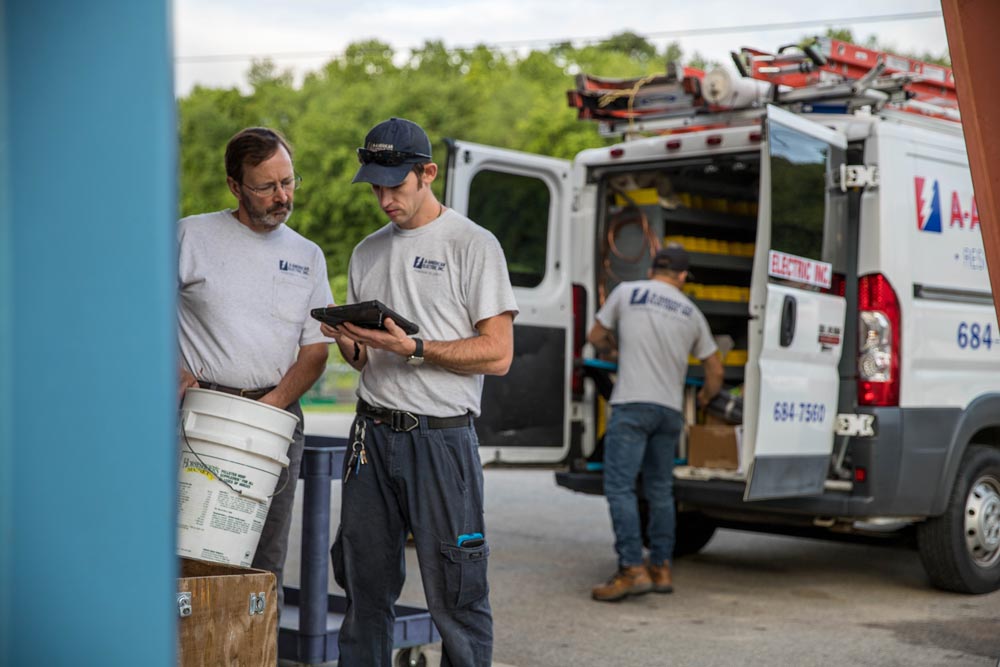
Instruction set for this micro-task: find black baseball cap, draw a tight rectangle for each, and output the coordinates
[352,118,433,187]
[652,245,691,272]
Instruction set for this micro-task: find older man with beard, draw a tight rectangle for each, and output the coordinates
[177,127,332,617]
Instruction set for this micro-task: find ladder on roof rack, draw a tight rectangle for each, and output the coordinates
[736,37,958,114]
[571,38,960,138]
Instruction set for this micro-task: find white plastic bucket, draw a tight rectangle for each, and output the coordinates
[176,388,299,567]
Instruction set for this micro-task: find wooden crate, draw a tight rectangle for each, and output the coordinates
[177,558,277,667]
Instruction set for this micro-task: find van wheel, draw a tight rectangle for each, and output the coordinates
[638,499,717,556]
[917,445,1000,594]
[394,647,427,667]
[674,511,718,557]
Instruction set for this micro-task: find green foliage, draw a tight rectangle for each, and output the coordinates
[178,39,637,283]
[597,31,657,62]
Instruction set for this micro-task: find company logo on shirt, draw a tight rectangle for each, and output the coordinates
[412,256,446,273]
[279,260,310,276]
[915,176,980,234]
[629,288,693,316]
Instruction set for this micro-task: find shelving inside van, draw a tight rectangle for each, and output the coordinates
[595,152,760,392]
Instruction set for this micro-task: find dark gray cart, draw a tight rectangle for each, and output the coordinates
[278,435,440,666]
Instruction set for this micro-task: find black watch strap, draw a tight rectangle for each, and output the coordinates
[407,337,424,366]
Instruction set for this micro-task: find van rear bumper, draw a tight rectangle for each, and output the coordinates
[554,405,969,519]
[554,470,603,495]
[554,469,870,517]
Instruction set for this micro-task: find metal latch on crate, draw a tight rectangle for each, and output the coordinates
[178,592,192,618]
[249,592,267,616]
[839,164,879,191]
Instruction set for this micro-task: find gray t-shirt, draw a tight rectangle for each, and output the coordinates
[178,209,333,389]
[347,209,518,417]
[596,279,716,411]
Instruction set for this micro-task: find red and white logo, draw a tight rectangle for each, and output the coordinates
[915,176,979,234]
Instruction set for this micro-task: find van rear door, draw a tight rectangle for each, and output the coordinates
[444,140,573,464]
[743,106,848,500]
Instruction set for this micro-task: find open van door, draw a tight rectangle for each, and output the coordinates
[444,140,573,464]
[743,106,848,500]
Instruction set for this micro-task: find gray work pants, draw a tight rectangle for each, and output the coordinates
[332,414,493,667]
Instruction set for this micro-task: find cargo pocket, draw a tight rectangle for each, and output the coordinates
[331,528,346,590]
[440,541,490,609]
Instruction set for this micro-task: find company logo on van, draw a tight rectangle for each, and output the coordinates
[914,177,942,233]
[914,177,979,234]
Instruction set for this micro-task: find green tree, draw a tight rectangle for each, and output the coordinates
[598,31,657,62]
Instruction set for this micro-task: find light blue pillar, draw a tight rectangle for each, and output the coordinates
[2,1,176,664]
[0,0,11,659]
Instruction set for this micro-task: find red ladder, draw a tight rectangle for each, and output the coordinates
[739,37,958,112]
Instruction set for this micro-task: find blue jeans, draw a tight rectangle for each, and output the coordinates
[603,402,683,567]
[332,414,492,667]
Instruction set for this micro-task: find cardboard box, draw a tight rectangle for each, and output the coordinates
[177,558,277,667]
[702,412,730,426]
[687,425,741,470]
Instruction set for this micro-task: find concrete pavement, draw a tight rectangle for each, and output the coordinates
[282,423,1000,667]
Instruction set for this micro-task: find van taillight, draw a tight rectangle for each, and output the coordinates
[572,283,587,399]
[857,273,900,406]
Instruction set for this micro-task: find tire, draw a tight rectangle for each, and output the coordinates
[638,498,717,556]
[917,445,1000,594]
[674,511,718,557]
[394,647,428,667]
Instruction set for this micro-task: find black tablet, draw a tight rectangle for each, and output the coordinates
[311,300,420,335]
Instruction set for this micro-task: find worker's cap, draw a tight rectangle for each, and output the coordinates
[652,245,691,273]
[352,118,433,187]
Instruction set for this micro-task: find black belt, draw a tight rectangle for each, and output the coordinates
[356,399,471,432]
[198,381,276,401]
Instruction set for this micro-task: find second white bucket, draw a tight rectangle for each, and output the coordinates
[177,388,299,567]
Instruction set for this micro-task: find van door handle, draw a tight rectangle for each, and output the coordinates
[779,295,796,347]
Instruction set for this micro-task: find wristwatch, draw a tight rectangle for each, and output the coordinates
[406,337,424,366]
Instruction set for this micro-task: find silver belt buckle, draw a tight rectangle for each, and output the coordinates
[391,411,419,432]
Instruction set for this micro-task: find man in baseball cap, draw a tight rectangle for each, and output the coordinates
[327,116,518,666]
[588,241,721,602]
[352,117,433,187]
[651,244,691,274]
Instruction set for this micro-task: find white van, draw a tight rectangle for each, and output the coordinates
[444,41,1000,594]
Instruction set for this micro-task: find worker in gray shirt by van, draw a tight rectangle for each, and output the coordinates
[588,245,723,601]
[320,118,517,667]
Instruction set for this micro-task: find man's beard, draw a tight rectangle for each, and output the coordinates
[244,195,292,229]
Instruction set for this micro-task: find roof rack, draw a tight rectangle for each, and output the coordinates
[570,38,960,138]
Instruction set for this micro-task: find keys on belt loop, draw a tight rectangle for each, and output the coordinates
[344,420,368,483]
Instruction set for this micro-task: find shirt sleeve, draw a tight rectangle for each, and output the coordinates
[464,231,518,326]
[691,309,718,360]
[595,285,622,330]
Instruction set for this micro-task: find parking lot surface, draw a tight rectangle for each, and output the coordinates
[284,453,1000,667]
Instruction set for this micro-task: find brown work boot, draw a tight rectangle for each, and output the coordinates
[647,559,674,593]
[591,565,653,601]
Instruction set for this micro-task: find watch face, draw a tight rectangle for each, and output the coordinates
[406,355,424,367]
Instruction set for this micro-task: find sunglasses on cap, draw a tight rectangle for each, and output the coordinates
[357,148,431,166]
